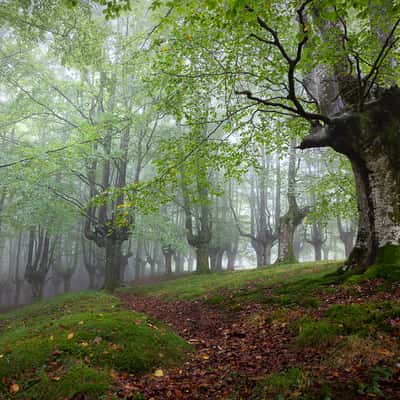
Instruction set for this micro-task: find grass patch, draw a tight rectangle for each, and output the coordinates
[295,319,340,348]
[119,261,340,304]
[294,301,400,349]
[326,301,400,336]
[255,368,311,400]
[346,263,400,284]
[0,291,189,400]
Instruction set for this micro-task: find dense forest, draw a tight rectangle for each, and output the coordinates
[0,0,378,308]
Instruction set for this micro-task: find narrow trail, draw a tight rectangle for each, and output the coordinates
[117,295,321,399]
[117,282,400,399]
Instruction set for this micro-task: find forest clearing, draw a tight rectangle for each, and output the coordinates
[1,0,400,399]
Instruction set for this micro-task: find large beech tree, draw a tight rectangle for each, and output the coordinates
[151,0,400,272]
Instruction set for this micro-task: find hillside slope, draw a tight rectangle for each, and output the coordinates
[0,291,189,399]
[1,261,399,399]
[119,261,400,400]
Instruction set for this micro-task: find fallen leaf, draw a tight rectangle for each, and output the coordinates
[67,332,74,340]
[9,383,20,394]
[80,341,89,347]
[78,320,84,325]
[50,376,61,381]
[153,369,164,378]
[377,348,393,356]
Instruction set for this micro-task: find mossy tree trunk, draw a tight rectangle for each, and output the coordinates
[300,88,400,270]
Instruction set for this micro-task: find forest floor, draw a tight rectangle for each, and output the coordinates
[0,261,399,400]
[117,262,400,400]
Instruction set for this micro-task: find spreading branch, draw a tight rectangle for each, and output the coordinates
[241,1,331,125]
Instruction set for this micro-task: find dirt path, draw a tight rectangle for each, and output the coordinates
[117,282,400,399]
[116,295,319,399]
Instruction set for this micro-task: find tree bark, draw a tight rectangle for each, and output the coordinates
[104,238,123,291]
[163,247,173,275]
[276,142,309,264]
[300,87,400,270]
[196,243,210,274]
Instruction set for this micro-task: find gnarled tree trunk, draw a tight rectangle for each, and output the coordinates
[301,88,400,270]
[276,141,309,264]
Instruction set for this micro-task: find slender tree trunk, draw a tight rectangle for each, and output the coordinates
[13,232,23,305]
[163,250,173,275]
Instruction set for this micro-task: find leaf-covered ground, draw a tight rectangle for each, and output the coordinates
[1,262,399,399]
[118,262,400,399]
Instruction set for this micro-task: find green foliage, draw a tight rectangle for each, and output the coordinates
[133,211,189,254]
[304,151,357,223]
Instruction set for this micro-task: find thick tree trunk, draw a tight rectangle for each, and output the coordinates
[276,215,297,264]
[307,224,326,261]
[196,243,210,273]
[104,238,122,291]
[276,141,309,264]
[252,239,272,268]
[314,244,322,261]
[163,248,173,275]
[300,87,400,270]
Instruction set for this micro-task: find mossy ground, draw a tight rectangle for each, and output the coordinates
[1,260,399,399]
[0,291,189,400]
[118,261,341,304]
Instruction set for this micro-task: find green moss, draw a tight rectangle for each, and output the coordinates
[256,368,310,399]
[295,320,340,347]
[21,365,111,400]
[375,245,400,266]
[326,302,400,336]
[117,261,341,301]
[0,291,189,399]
